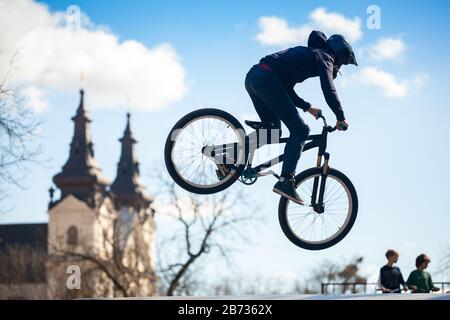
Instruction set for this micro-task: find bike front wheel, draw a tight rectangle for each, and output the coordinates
[278,167,358,250]
[164,108,247,194]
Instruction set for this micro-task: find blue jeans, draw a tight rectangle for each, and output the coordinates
[245,65,310,176]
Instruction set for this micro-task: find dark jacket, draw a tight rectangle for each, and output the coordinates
[260,31,345,121]
[379,265,406,292]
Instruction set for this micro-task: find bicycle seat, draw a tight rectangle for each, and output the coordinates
[244,120,278,130]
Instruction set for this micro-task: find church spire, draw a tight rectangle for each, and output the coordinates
[111,113,152,210]
[52,89,110,207]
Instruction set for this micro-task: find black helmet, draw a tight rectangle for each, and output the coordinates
[326,34,358,66]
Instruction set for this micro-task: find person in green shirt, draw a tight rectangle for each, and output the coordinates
[406,254,440,293]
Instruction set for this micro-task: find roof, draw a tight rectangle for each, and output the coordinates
[0,223,48,284]
[0,223,48,252]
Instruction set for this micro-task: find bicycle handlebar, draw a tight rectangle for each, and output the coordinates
[317,111,347,132]
[318,111,334,132]
[317,110,327,125]
[327,126,337,133]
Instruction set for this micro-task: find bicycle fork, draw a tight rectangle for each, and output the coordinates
[310,153,330,214]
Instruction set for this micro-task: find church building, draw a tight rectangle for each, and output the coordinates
[0,89,156,299]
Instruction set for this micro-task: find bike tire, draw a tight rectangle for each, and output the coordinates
[278,167,358,250]
[164,108,247,194]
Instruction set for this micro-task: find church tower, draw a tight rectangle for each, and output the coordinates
[47,89,116,299]
[52,89,110,208]
[110,113,153,210]
[47,92,156,298]
[110,113,156,296]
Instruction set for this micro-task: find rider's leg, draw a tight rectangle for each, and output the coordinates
[245,67,309,204]
[278,112,310,178]
[247,69,310,177]
[261,92,309,205]
[245,68,281,130]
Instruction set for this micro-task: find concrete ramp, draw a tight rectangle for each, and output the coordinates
[118,293,450,300]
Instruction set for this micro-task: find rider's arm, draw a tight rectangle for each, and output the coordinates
[318,58,346,121]
[286,84,311,112]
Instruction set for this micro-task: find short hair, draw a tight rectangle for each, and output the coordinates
[416,254,430,268]
[385,249,398,259]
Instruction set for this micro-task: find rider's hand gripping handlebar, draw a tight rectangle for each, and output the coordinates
[317,110,346,132]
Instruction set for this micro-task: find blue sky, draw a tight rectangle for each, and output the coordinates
[1,0,450,285]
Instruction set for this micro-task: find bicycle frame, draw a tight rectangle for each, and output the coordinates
[248,126,332,213]
[204,121,333,174]
[245,126,331,175]
[203,116,336,213]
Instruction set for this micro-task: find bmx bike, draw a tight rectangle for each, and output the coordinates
[164,108,358,250]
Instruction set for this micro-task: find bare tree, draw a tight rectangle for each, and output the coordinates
[438,248,450,293]
[304,256,367,294]
[436,247,450,277]
[204,275,276,296]
[154,173,261,296]
[46,167,260,298]
[49,205,157,298]
[0,52,41,205]
[207,256,368,296]
[196,272,315,296]
[0,245,47,299]
[302,259,340,293]
[0,244,46,284]
[336,256,367,293]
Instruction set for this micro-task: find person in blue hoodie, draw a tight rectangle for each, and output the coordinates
[245,31,358,204]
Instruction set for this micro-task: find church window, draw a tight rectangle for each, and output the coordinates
[67,226,78,246]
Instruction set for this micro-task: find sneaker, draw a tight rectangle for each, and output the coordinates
[273,177,304,205]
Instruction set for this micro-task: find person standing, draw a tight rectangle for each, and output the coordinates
[378,249,408,293]
[406,254,440,293]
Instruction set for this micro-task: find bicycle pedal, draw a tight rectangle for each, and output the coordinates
[257,170,280,180]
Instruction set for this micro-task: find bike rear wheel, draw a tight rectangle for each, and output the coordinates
[164,108,247,194]
[278,167,358,250]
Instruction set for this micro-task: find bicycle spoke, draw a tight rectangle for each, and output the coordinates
[171,115,243,189]
[285,173,352,244]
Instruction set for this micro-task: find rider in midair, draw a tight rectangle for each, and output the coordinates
[245,30,358,204]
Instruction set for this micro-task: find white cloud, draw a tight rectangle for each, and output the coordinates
[310,7,362,43]
[256,7,362,47]
[22,86,48,112]
[368,37,406,61]
[360,67,408,98]
[254,8,428,101]
[344,67,429,98]
[0,0,188,112]
[256,16,311,47]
